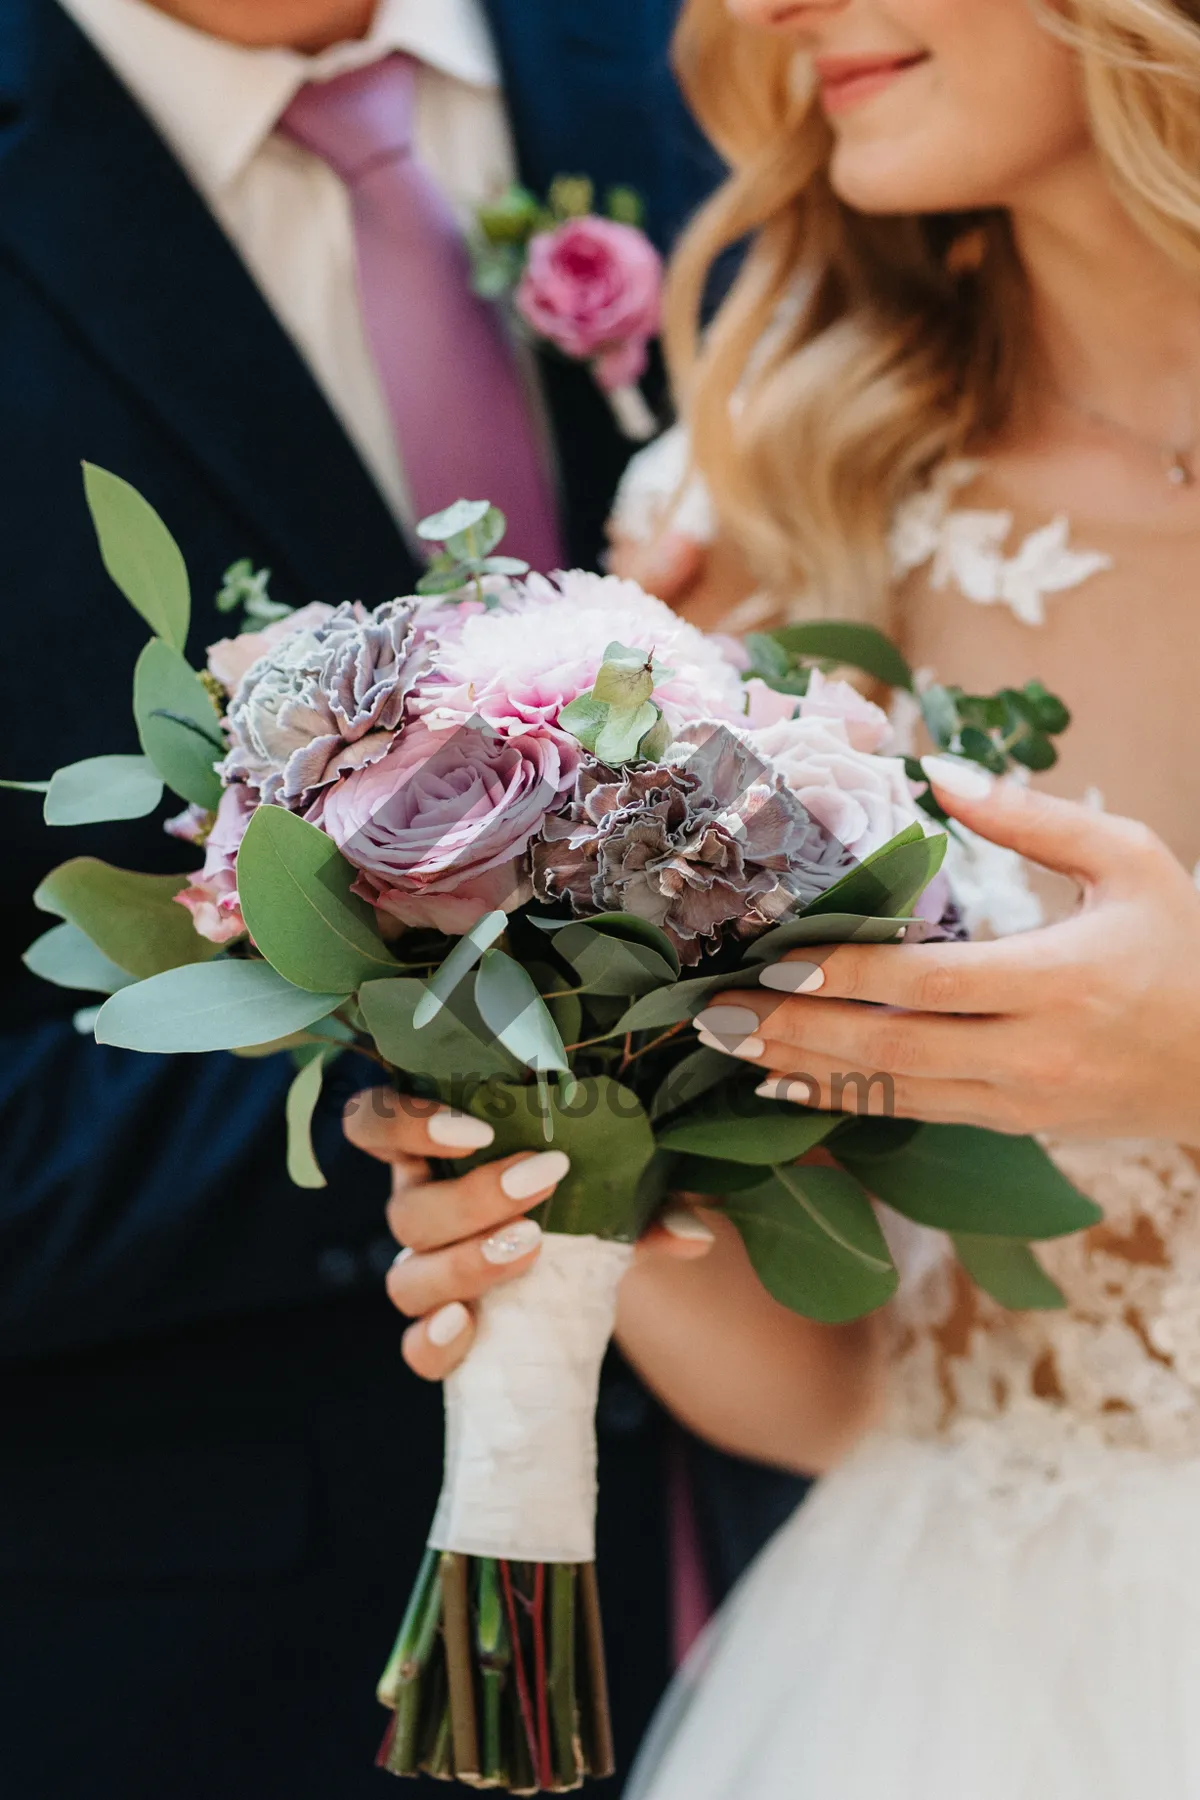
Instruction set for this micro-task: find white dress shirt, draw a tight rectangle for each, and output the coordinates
[57,0,519,525]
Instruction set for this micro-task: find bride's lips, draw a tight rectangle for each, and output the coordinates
[814,51,929,116]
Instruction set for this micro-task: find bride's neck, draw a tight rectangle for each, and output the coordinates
[1008,155,1200,440]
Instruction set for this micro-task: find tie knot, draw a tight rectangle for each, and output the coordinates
[278,53,418,184]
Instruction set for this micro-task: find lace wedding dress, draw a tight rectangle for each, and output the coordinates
[616,440,1200,1800]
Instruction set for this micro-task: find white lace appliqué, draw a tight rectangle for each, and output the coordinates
[890,460,1113,626]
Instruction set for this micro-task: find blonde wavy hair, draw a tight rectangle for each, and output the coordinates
[665,0,1200,618]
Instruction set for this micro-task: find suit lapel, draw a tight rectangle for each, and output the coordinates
[0,1,415,606]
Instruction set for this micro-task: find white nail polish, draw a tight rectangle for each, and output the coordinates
[756,1076,820,1107]
[482,1218,543,1264]
[426,1301,470,1347]
[499,1151,570,1202]
[694,1005,761,1037]
[758,961,825,994]
[390,1246,414,1271]
[427,1109,496,1151]
[696,1026,764,1059]
[660,1207,716,1244]
[920,754,994,801]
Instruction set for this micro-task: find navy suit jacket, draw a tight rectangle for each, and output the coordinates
[0,8,799,1797]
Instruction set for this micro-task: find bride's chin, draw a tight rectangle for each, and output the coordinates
[828,137,996,220]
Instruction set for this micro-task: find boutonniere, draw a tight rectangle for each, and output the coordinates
[471,176,663,441]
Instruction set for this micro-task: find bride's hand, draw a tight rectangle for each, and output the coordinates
[343,1093,713,1381]
[693,761,1200,1143]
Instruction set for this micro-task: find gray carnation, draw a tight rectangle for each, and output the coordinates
[221,599,428,805]
[533,724,854,964]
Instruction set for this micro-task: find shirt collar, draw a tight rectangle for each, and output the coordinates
[56,0,501,197]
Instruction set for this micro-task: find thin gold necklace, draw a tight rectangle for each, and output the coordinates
[1055,392,1198,488]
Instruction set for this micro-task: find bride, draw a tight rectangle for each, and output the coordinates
[352,0,1200,1793]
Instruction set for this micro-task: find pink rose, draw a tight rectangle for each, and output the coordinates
[317,718,572,934]
[750,714,926,864]
[797,668,892,753]
[515,218,662,392]
[174,783,256,943]
[206,602,335,698]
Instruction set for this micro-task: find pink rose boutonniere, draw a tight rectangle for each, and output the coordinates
[472,176,663,440]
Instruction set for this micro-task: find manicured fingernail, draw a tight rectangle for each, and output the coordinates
[920,754,994,800]
[758,961,825,994]
[426,1301,470,1347]
[660,1207,716,1244]
[694,1006,761,1037]
[427,1109,495,1150]
[697,1026,765,1059]
[756,1077,819,1106]
[390,1246,414,1271]
[499,1151,570,1201]
[482,1218,544,1264]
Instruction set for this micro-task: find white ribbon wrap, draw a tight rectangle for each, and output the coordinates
[427,1233,635,1564]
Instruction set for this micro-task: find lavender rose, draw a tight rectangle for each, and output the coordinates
[222,600,428,807]
[533,725,854,965]
[515,218,662,392]
[318,717,573,934]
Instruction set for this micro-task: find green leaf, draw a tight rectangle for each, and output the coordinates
[414,911,508,1028]
[466,1075,658,1239]
[594,700,659,765]
[552,921,678,997]
[591,650,654,709]
[668,1152,770,1194]
[0,777,51,794]
[952,1233,1066,1310]
[839,1123,1102,1240]
[445,504,506,561]
[286,1052,329,1189]
[34,857,219,979]
[743,912,919,962]
[479,555,530,576]
[568,913,681,975]
[649,1047,730,1122]
[958,728,1007,775]
[769,621,912,691]
[616,971,744,1032]
[474,949,569,1074]
[723,1171,899,1322]
[656,1092,840,1164]
[94,960,348,1053]
[919,684,960,749]
[1020,681,1070,735]
[558,694,609,751]
[771,1162,894,1271]
[548,174,594,219]
[358,977,522,1083]
[235,805,398,993]
[133,639,224,809]
[83,463,190,651]
[22,921,133,994]
[637,713,671,762]
[416,499,491,542]
[802,824,946,921]
[604,185,644,227]
[43,754,164,826]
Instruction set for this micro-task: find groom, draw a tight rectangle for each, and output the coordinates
[0,2,802,1797]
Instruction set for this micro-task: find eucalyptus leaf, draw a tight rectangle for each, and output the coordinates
[83,463,190,652]
[94,961,348,1053]
[552,921,678,997]
[466,1076,658,1240]
[358,977,522,1084]
[769,621,913,691]
[35,857,219,978]
[657,1092,840,1164]
[286,1052,329,1189]
[22,921,133,994]
[802,824,946,921]
[919,684,960,749]
[723,1171,899,1322]
[840,1123,1102,1240]
[235,804,398,993]
[743,912,919,962]
[593,700,659,765]
[43,754,164,826]
[560,912,680,975]
[445,504,506,560]
[771,1162,895,1272]
[475,949,569,1073]
[132,639,224,809]
[952,1233,1066,1310]
[414,910,508,1027]
[617,971,750,1032]
[667,1152,768,1194]
[649,1047,730,1122]
[416,499,491,542]
[558,695,609,750]
[592,653,654,710]
[0,778,51,794]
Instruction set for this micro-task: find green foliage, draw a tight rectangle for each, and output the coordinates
[723,1168,899,1322]
[22,921,132,994]
[804,824,947,922]
[358,977,522,1083]
[657,1091,840,1164]
[476,184,542,245]
[838,1123,1102,1240]
[604,186,644,228]
[132,640,224,810]
[94,960,348,1053]
[952,1233,1066,1310]
[559,641,670,765]
[768,621,914,691]
[83,463,190,652]
[649,1047,729,1122]
[414,500,529,597]
[915,679,1071,801]
[285,1049,331,1189]
[415,910,508,1028]
[465,1076,659,1239]
[35,857,219,979]
[550,916,679,997]
[235,805,398,993]
[43,754,164,826]
[743,912,918,962]
[548,174,593,219]
[215,558,292,629]
[474,949,569,1074]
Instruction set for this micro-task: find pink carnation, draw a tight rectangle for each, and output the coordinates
[317,717,573,934]
[515,217,662,392]
[174,783,256,944]
[206,603,334,698]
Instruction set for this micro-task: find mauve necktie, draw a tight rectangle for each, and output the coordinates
[279,55,564,570]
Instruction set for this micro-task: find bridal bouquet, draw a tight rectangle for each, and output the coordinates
[5,471,1097,1792]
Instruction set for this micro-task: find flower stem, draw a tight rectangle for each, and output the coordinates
[376,1545,442,1774]
[548,1565,582,1789]
[476,1558,511,1786]
[579,1564,616,1780]
[499,1559,541,1780]
[440,1551,481,1782]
